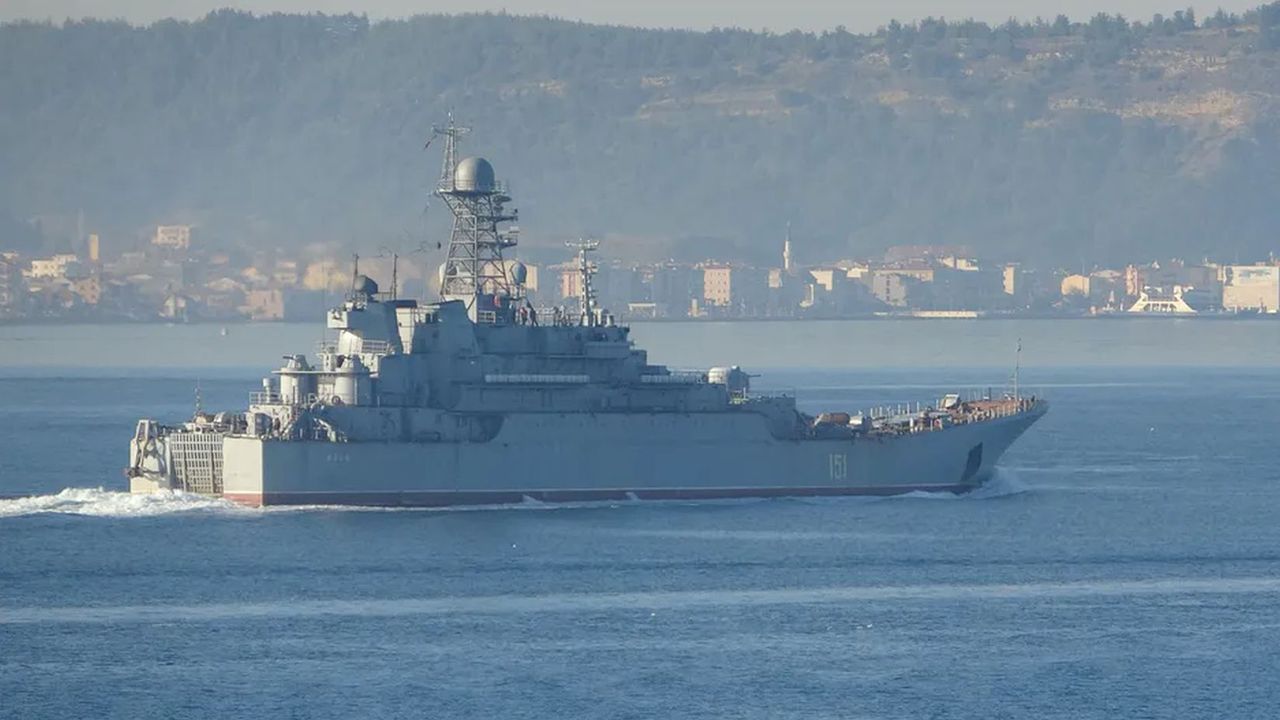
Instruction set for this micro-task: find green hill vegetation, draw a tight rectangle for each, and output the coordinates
[3,5,1280,266]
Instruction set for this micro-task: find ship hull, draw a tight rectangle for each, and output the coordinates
[220,405,1045,507]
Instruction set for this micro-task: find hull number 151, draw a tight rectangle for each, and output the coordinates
[829,453,848,481]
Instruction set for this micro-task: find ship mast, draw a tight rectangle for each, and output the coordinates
[1012,337,1022,400]
[435,112,469,189]
[432,114,520,323]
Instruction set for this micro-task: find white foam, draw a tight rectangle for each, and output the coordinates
[966,467,1030,499]
[0,488,631,518]
[0,470,1030,519]
[790,468,1031,504]
[0,487,246,518]
[851,467,1030,502]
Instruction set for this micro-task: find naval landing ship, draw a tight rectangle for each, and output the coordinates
[126,123,1047,507]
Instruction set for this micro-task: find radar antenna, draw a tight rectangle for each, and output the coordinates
[566,238,601,326]
[430,114,520,323]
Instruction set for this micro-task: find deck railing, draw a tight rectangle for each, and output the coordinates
[358,339,393,355]
[857,396,1043,436]
[315,338,393,356]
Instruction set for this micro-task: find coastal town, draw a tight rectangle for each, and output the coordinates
[3,223,1280,323]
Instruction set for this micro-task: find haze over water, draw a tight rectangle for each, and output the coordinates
[3,319,1279,718]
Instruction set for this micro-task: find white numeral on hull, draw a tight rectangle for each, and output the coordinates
[829,453,847,481]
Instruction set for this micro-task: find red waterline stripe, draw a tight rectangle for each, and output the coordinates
[222,484,973,507]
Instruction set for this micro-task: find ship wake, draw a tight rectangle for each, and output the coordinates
[965,467,1030,499]
[0,488,247,518]
[1,470,1031,519]
[893,467,1030,501]
[788,467,1030,504]
[0,488,630,518]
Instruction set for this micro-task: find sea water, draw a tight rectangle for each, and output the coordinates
[2,321,1279,719]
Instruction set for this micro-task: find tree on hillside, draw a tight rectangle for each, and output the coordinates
[1,6,1279,266]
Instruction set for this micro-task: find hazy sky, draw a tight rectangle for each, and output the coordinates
[0,1,1262,32]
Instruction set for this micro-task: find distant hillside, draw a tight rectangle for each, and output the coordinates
[2,6,1280,266]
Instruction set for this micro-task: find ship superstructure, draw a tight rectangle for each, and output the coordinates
[126,127,1046,506]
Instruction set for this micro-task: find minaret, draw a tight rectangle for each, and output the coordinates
[783,222,793,273]
[566,239,601,326]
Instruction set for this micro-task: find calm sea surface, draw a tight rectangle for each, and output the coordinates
[2,320,1279,719]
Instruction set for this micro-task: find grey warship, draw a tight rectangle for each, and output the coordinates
[126,122,1047,506]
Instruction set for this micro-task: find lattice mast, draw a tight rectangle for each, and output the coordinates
[432,114,520,322]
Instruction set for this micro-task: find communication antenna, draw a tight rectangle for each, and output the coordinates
[428,111,472,191]
[393,230,435,301]
[376,245,404,300]
[1012,337,1022,400]
[320,260,330,348]
[194,379,203,417]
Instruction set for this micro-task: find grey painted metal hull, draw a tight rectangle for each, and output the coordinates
[220,405,1045,506]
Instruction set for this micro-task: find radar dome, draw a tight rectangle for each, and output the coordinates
[454,157,496,193]
[353,274,379,296]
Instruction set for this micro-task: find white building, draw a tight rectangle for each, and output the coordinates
[153,225,193,250]
[26,254,81,279]
[1222,265,1280,313]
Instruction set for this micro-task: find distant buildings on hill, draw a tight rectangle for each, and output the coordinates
[540,237,1280,321]
[1057,259,1280,316]
[4,222,1280,322]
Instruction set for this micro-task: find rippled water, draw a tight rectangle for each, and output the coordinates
[3,326,1280,718]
